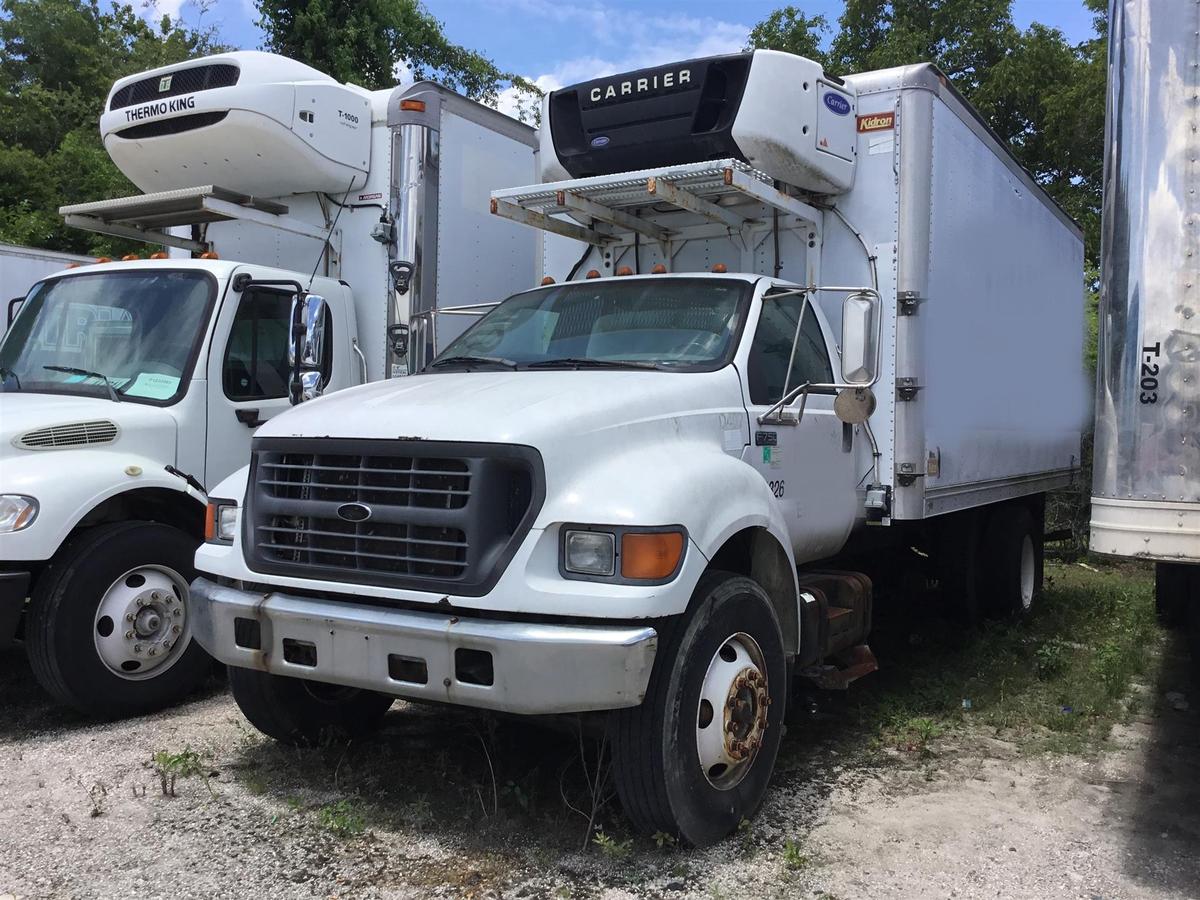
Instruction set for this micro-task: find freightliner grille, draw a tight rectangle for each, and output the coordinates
[246,439,544,596]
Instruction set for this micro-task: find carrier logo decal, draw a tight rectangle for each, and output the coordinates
[857,112,895,133]
[588,68,692,104]
[158,75,173,92]
[823,92,852,116]
[590,135,610,148]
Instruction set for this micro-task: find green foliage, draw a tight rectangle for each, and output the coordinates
[590,828,633,859]
[316,798,366,838]
[0,0,229,255]
[746,7,830,65]
[782,838,812,870]
[255,0,539,103]
[152,746,211,796]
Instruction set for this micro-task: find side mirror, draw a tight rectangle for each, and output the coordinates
[289,293,327,404]
[840,291,878,385]
[387,323,409,359]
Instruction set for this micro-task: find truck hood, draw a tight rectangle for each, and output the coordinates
[0,392,178,465]
[258,368,748,447]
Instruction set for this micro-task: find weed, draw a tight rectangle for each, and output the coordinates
[653,830,677,850]
[317,799,366,838]
[782,838,811,871]
[152,747,211,798]
[590,829,633,859]
[1035,637,1071,679]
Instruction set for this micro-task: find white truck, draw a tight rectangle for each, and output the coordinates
[0,50,555,716]
[1091,0,1200,669]
[1,243,92,341]
[191,50,1087,845]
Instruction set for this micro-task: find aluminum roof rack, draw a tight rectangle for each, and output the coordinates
[60,185,329,254]
[490,159,823,251]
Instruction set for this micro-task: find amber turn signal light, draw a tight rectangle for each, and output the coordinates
[621,532,684,580]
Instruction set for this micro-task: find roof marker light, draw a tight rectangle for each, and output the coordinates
[615,266,633,276]
[199,251,220,260]
[95,257,112,264]
[122,254,140,261]
[585,269,601,279]
[651,263,667,274]
[150,251,169,259]
[400,99,426,112]
[712,263,728,273]
[541,276,555,285]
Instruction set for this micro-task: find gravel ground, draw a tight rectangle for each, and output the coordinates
[1,636,1196,900]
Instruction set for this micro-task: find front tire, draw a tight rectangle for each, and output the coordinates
[611,570,787,847]
[26,521,212,717]
[228,667,394,746]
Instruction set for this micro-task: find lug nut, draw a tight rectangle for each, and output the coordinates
[136,598,145,607]
[172,625,181,634]
[148,648,156,656]
[152,592,161,601]
[173,609,182,617]
[124,630,134,640]
[125,613,135,622]
[133,644,142,652]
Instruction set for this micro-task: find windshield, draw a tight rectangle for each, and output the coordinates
[431,277,751,371]
[0,270,216,405]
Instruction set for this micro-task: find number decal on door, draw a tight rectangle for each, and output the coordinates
[768,480,785,498]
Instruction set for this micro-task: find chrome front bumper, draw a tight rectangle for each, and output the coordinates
[190,578,658,715]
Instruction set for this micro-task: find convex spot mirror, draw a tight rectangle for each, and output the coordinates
[289,293,327,403]
[834,386,877,424]
[840,291,878,385]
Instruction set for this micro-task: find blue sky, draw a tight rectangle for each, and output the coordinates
[154,0,1100,111]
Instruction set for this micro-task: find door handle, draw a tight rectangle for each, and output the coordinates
[236,408,266,428]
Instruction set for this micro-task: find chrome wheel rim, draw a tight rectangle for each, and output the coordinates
[696,632,770,790]
[93,565,191,680]
[1019,535,1035,610]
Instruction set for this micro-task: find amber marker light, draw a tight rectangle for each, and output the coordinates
[621,531,685,580]
[400,99,426,112]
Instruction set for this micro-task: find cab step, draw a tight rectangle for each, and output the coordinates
[798,644,879,690]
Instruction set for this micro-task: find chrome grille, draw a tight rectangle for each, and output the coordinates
[17,420,119,450]
[247,440,543,596]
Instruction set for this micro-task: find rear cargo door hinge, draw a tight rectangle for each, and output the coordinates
[897,291,924,315]
[895,462,923,487]
[895,377,922,401]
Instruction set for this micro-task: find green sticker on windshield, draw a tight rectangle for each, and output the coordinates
[124,372,180,400]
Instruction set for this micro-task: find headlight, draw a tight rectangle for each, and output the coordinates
[0,495,38,533]
[563,529,615,576]
[561,526,686,582]
[204,500,239,543]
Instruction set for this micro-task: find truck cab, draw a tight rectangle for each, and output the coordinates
[0,259,353,712]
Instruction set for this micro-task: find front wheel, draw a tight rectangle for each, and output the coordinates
[228,667,394,746]
[26,521,213,717]
[611,571,787,847]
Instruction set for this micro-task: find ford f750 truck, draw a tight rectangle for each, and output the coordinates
[0,51,557,716]
[191,50,1087,844]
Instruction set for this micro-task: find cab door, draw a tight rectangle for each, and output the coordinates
[738,288,857,562]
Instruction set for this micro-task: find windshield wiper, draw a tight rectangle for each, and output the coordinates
[428,355,518,370]
[43,365,124,402]
[0,366,20,389]
[524,357,663,370]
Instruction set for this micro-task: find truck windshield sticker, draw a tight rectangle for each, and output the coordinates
[124,372,180,400]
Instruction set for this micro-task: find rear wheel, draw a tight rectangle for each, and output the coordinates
[26,521,212,717]
[979,504,1043,618]
[228,667,394,746]
[611,571,786,847]
[1156,562,1192,630]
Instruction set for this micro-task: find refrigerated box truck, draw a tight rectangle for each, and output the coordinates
[0,50,556,716]
[1091,0,1200,668]
[190,50,1087,844]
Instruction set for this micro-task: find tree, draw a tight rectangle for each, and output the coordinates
[255,0,537,103]
[746,7,830,66]
[0,0,229,254]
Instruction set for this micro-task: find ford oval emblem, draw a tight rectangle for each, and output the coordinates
[823,93,851,116]
[590,135,611,148]
[337,502,372,523]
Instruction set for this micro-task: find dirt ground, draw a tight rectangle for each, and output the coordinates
[1,626,1197,899]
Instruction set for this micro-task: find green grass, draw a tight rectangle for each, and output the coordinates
[316,799,366,838]
[840,560,1158,755]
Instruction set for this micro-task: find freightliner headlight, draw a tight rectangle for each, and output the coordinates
[0,495,38,533]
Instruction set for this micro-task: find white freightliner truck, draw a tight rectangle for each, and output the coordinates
[0,50,556,716]
[1091,0,1200,670]
[192,50,1087,844]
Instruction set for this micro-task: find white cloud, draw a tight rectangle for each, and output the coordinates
[486,2,752,124]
